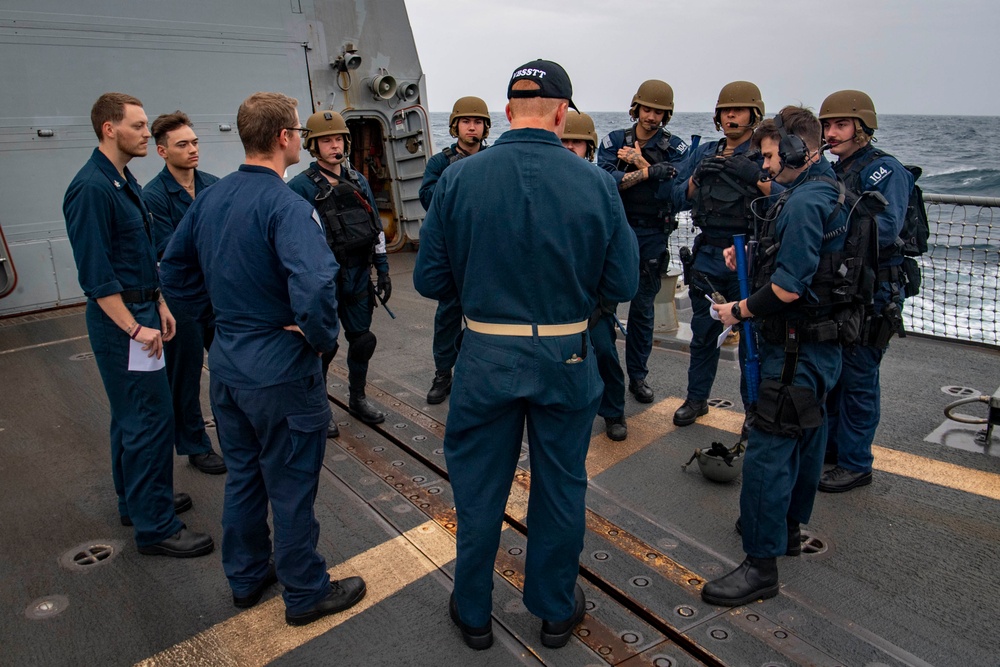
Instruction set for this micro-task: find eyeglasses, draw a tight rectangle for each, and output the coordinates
[284,127,310,137]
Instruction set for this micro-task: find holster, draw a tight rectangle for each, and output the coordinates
[663,212,679,235]
[901,257,921,297]
[867,301,905,348]
[754,379,823,438]
[679,245,693,288]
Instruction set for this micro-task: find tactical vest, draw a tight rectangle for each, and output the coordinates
[752,176,881,345]
[619,127,679,231]
[442,145,463,165]
[442,141,487,165]
[691,142,757,237]
[306,167,381,266]
[835,147,928,258]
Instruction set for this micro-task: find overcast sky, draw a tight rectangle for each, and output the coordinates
[406,0,996,116]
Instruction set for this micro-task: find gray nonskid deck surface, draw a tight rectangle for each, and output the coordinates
[0,248,997,666]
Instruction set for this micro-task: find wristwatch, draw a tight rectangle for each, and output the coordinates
[731,301,745,322]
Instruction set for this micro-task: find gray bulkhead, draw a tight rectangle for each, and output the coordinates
[0,0,430,316]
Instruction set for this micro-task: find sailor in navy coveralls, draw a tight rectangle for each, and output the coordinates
[143,110,226,475]
[415,61,638,650]
[597,79,689,405]
[704,108,845,607]
[671,81,774,433]
[417,96,491,405]
[287,109,390,431]
[63,93,213,558]
[160,93,365,625]
[818,90,914,493]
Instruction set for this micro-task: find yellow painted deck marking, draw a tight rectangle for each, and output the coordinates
[136,521,446,667]
[586,398,682,478]
[871,445,1000,501]
[586,397,744,478]
[584,395,1000,500]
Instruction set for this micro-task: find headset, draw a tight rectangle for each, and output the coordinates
[773,113,810,169]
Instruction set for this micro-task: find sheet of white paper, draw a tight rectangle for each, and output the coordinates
[717,325,733,348]
[128,338,166,372]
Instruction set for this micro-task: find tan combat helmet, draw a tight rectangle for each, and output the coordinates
[819,90,878,131]
[630,79,674,124]
[714,81,765,131]
[682,441,744,483]
[563,109,598,160]
[304,110,351,158]
[449,96,491,140]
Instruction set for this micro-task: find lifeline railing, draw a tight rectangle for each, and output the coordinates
[670,193,1000,349]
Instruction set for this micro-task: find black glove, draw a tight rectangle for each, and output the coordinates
[588,297,618,329]
[588,306,603,330]
[375,271,391,304]
[692,156,727,186]
[723,154,764,187]
[647,162,678,181]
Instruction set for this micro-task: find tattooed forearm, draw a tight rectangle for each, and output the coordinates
[619,168,647,190]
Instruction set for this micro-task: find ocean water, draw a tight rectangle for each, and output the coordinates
[428,112,1000,198]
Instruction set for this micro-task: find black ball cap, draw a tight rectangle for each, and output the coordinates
[507,59,578,111]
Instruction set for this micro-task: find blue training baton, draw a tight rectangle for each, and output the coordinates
[612,314,628,338]
[733,233,760,405]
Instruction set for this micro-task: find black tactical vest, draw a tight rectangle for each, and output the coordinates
[306,167,380,266]
[691,143,757,237]
[442,145,463,165]
[442,141,487,166]
[752,177,879,345]
[834,147,928,259]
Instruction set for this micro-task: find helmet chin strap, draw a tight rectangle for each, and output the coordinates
[723,123,753,140]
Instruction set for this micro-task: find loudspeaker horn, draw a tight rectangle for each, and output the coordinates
[396,82,418,103]
[369,73,397,100]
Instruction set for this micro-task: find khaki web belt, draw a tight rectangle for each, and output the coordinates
[464,318,588,337]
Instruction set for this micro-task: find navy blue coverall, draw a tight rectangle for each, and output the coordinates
[418,143,485,374]
[63,148,183,547]
[741,157,846,558]
[287,162,389,396]
[826,145,913,473]
[143,165,219,457]
[414,128,638,628]
[597,126,689,386]
[160,165,341,614]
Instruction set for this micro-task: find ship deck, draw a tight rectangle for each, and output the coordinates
[2,249,998,667]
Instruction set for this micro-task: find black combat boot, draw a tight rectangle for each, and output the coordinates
[628,379,654,403]
[818,465,872,492]
[540,583,585,648]
[449,594,493,650]
[348,392,386,425]
[426,369,452,404]
[604,416,627,441]
[701,555,779,607]
[673,398,708,426]
[326,415,340,439]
